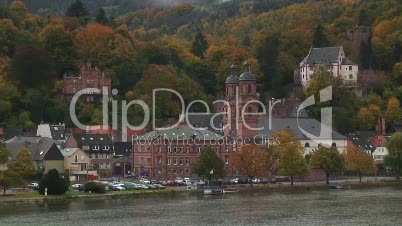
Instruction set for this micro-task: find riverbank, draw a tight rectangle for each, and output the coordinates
[1,180,401,206]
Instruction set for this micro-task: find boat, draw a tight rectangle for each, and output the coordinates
[203,186,223,195]
[330,181,351,189]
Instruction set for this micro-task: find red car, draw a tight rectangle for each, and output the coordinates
[165,180,176,186]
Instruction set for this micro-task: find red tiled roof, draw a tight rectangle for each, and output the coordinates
[369,135,387,147]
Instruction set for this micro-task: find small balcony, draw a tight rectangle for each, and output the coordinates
[71,170,97,175]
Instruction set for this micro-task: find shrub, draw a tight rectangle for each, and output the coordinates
[38,169,68,195]
[84,181,106,193]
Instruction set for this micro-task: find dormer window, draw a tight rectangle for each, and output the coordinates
[93,145,100,150]
[103,146,109,150]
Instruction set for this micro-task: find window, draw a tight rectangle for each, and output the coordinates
[103,146,109,150]
[74,155,78,163]
[179,147,183,153]
[349,74,353,79]
[197,147,201,153]
[225,146,229,152]
[216,147,220,153]
[186,147,190,153]
[305,143,310,147]
[167,158,171,165]
[185,169,189,174]
[134,157,138,163]
[225,156,229,165]
[158,146,162,153]
[186,158,190,165]
[93,145,100,150]
[158,157,162,164]
[167,146,171,153]
[174,147,177,153]
[247,84,252,94]
[173,158,177,165]
[179,158,183,165]
[332,143,337,147]
[141,146,145,152]
[95,154,98,159]
[349,66,352,70]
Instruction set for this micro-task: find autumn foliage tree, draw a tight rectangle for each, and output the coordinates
[7,147,36,189]
[343,146,376,183]
[233,144,268,186]
[272,131,309,185]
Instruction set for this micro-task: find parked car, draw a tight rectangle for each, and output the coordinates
[136,184,149,189]
[165,180,176,186]
[28,183,39,190]
[150,179,157,184]
[152,184,165,189]
[230,178,239,184]
[140,178,151,184]
[111,184,125,191]
[175,177,184,185]
[124,182,141,190]
[145,184,156,189]
[252,178,261,184]
[125,173,137,179]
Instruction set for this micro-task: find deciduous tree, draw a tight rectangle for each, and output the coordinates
[343,146,376,183]
[309,146,345,184]
[192,148,224,182]
[7,147,36,188]
[39,169,68,195]
[385,97,401,124]
[233,144,268,186]
[387,132,402,180]
[273,131,309,185]
[0,169,22,196]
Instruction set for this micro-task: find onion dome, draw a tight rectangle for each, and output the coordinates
[225,64,239,84]
[239,60,256,81]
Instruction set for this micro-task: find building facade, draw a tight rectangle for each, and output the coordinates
[132,124,234,179]
[63,64,112,102]
[296,46,358,87]
[60,148,96,181]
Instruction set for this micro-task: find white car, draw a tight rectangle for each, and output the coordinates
[140,178,150,184]
[111,185,125,191]
[175,177,184,184]
[71,184,83,189]
[28,183,39,189]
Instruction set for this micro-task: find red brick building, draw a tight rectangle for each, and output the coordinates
[132,124,234,179]
[63,64,112,102]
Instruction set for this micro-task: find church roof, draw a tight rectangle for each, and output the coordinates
[239,60,256,81]
[225,64,239,84]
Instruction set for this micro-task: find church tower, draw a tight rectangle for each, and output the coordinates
[224,60,258,139]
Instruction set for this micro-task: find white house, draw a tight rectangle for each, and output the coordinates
[37,123,66,143]
[298,46,358,87]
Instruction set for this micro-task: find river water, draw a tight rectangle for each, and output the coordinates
[1,186,402,226]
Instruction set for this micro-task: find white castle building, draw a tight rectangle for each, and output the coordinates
[296,46,359,87]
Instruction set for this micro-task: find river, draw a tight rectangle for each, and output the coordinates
[1,186,402,225]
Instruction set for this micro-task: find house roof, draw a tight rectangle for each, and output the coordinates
[113,156,132,164]
[60,148,81,157]
[136,124,224,141]
[301,46,341,66]
[74,134,113,146]
[37,124,66,141]
[341,57,356,65]
[114,142,132,157]
[258,118,346,140]
[187,113,223,134]
[345,131,376,151]
[5,136,62,160]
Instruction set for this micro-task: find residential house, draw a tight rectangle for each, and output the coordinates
[65,134,114,176]
[296,46,359,87]
[5,136,64,173]
[60,148,96,181]
[36,123,67,142]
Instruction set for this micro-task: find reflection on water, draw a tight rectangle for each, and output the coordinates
[1,187,402,225]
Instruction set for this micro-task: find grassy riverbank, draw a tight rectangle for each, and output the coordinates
[1,180,401,206]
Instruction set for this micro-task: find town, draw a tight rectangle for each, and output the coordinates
[0,0,402,225]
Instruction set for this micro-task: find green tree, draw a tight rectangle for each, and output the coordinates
[95,8,109,25]
[66,0,89,24]
[7,147,36,188]
[192,148,224,182]
[38,169,68,195]
[387,132,402,180]
[392,62,402,83]
[310,146,345,184]
[312,24,330,48]
[39,25,75,77]
[0,169,22,196]
[0,145,10,165]
[191,32,208,58]
[274,131,309,185]
[8,45,56,89]
[344,146,376,183]
[0,19,17,56]
[357,107,376,130]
